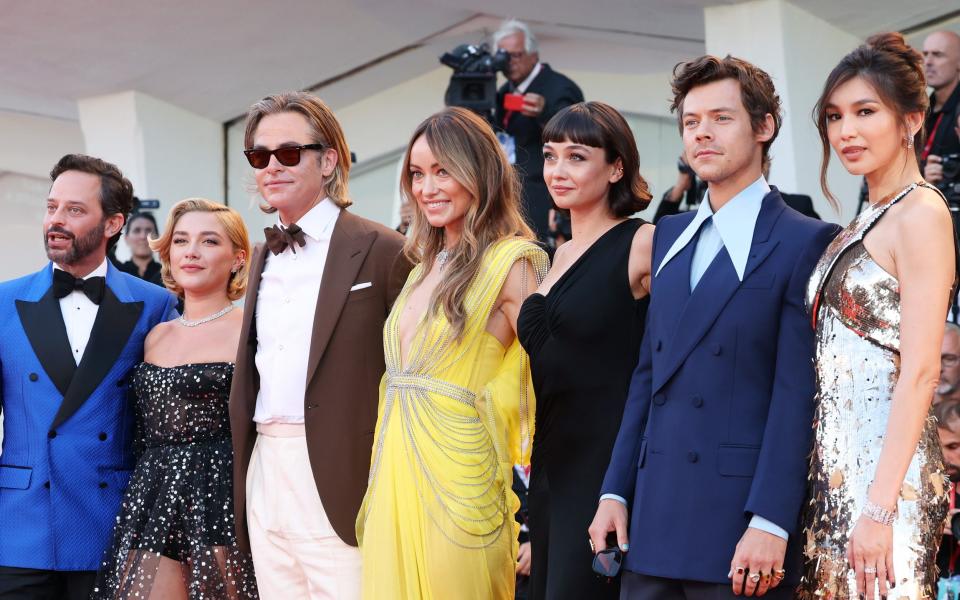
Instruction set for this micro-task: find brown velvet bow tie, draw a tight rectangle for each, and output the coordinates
[264,223,307,255]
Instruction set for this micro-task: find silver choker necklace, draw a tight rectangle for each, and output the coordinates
[178,304,235,327]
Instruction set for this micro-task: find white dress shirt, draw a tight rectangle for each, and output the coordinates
[54,258,108,365]
[602,176,788,541]
[253,199,341,424]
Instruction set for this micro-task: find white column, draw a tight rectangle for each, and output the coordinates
[704,0,861,223]
[78,91,224,228]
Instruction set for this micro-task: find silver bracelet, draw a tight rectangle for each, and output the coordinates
[862,500,897,526]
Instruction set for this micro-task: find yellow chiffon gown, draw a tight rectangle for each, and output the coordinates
[357,238,548,600]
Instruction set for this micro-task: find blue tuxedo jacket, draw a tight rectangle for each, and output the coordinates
[600,190,838,585]
[0,262,176,571]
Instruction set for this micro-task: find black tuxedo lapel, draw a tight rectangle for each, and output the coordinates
[51,286,143,429]
[16,289,76,397]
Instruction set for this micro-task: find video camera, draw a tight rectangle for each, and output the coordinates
[132,197,160,215]
[440,44,510,120]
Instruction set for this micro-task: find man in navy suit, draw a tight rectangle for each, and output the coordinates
[589,56,838,598]
[0,155,176,599]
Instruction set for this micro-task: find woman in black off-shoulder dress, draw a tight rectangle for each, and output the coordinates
[517,102,655,600]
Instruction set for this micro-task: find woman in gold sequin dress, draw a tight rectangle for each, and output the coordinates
[800,33,959,600]
[355,107,549,599]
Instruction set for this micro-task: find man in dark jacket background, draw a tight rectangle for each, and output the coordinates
[494,19,584,242]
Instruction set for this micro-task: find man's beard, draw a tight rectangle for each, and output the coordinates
[44,221,106,266]
[939,380,958,396]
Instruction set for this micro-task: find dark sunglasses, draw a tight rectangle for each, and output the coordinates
[243,144,327,169]
[592,547,622,581]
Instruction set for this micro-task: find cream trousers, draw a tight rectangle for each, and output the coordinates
[246,423,361,600]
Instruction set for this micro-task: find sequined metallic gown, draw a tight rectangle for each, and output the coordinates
[356,238,549,600]
[799,183,954,599]
[92,362,258,600]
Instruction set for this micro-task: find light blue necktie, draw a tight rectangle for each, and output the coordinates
[690,216,723,291]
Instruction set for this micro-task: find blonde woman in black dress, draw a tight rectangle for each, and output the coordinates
[93,199,258,600]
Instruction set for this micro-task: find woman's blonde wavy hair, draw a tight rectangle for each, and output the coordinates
[150,198,251,301]
[401,107,534,339]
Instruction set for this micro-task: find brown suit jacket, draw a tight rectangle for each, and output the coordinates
[229,209,411,549]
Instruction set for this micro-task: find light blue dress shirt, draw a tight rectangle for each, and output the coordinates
[600,176,789,541]
[657,175,769,289]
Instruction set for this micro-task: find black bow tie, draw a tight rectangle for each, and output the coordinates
[52,269,106,304]
[264,223,307,255]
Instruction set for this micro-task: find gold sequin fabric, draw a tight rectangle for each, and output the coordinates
[798,183,950,599]
[91,362,259,599]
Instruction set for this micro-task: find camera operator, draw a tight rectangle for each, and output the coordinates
[922,31,960,206]
[493,19,583,242]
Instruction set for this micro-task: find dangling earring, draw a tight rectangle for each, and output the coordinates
[906,134,914,149]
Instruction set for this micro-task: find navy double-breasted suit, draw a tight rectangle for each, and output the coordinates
[0,263,176,571]
[600,190,838,585]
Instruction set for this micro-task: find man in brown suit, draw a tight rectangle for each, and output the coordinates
[229,91,410,599]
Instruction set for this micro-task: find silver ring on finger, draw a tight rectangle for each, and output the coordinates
[749,573,761,583]
[863,566,877,574]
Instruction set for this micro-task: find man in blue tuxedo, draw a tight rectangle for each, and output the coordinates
[589,56,839,598]
[0,154,177,599]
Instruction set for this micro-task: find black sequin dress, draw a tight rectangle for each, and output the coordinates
[92,362,259,599]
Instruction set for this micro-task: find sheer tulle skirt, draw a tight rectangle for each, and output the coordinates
[91,439,259,599]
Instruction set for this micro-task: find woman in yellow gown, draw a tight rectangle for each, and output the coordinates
[356,107,548,599]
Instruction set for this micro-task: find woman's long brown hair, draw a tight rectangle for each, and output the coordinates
[400,107,534,339]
